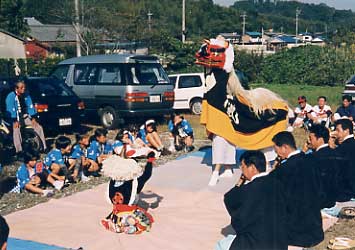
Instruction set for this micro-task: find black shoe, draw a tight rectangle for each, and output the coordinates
[186,146,195,152]
[161,148,171,156]
[90,172,101,178]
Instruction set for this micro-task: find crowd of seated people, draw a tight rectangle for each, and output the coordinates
[218,119,355,250]
[290,94,355,130]
[0,116,195,197]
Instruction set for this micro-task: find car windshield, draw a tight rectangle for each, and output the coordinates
[50,65,70,80]
[128,63,169,85]
[29,79,74,97]
[347,75,355,84]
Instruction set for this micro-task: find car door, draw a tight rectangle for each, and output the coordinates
[93,63,126,110]
[72,64,97,111]
[174,75,204,110]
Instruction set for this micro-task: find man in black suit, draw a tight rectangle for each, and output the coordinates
[307,124,349,206]
[270,131,323,248]
[219,150,287,250]
[334,118,355,198]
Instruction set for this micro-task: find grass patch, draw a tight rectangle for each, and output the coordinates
[252,83,344,110]
[161,84,344,145]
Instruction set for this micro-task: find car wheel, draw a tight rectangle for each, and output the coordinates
[22,128,44,153]
[190,99,202,115]
[100,106,119,129]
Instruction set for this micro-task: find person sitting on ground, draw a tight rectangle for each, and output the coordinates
[113,129,155,159]
[333,95,355,122]
[5,80,46,154]
[138,119,170,155]
[69,134,97,182]
[101,152,156,234]
[334,119,355,198]
[0,215,9,250]
[293,96,313,128]
[308,96,332,127]
[269,131,324,248]
[87,128,112,174]
[216,150,287,250]
[16,150,63,196]
[208,134,235,186]
[168,113,194,152]
[44,136,72,183]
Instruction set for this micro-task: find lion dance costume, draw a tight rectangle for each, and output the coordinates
[195,36,289,150]
[100,152,155,234]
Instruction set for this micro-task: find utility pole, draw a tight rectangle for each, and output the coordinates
[75,0,81,57]
[182,0,186,43]
[295,8,301,45]
[241,12,247,45]
[148,10,153,32]
[81,0,84,26]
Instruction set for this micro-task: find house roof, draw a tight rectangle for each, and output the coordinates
[28,25,77,42]
[312,37,324,42]
[246,31,262,37]
[278,35,297,44]
[24,17,43,26]
[0,29,25,42]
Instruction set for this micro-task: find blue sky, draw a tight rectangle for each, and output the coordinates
[214,0,355,11]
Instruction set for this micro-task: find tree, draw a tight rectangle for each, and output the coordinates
[0,0,28,35]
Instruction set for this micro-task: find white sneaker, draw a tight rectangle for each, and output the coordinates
[208,171,219,186]
[81,174,90,183]
[168,145,176,153]
[42,189,54,197]
[53,180,64,190]
[219,169,233,178]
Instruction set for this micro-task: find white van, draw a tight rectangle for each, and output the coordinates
[168,73,205,115]
[169,70,249,115]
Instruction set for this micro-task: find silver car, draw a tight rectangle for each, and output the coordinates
[51,54,174,129]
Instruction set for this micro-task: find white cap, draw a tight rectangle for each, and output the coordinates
[145,119,155,126]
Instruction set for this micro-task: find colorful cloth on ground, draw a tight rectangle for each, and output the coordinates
[200,69,288,150]
[102,204,154,234]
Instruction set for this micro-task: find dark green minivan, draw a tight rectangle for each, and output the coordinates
[51,54,174,129]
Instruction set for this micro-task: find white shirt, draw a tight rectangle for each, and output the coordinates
[311,105,332,122]
[316,143,329,152]
[287,150,301,159]
[294,103,313,119]
[250,172,269,182]
[343,134,354,142]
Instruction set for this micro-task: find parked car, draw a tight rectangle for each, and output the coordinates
[0,77,85,132]
[50,54,174,129]
[343,74,355,101]
[169,70,249,115]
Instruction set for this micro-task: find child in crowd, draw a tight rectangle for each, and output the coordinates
[44,136,73,183]
[138,119,170,155]
[87,128,112,175]
[69,134,97,181]
[16,150,63,196]
[168,114,194,152]
[113,129,156,158]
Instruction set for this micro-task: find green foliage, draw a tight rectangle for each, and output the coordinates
[0,58,62,77]
[0,0,28,35]
[256,45,355,86]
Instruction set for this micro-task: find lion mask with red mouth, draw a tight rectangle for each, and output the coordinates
[195,35,234,73]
